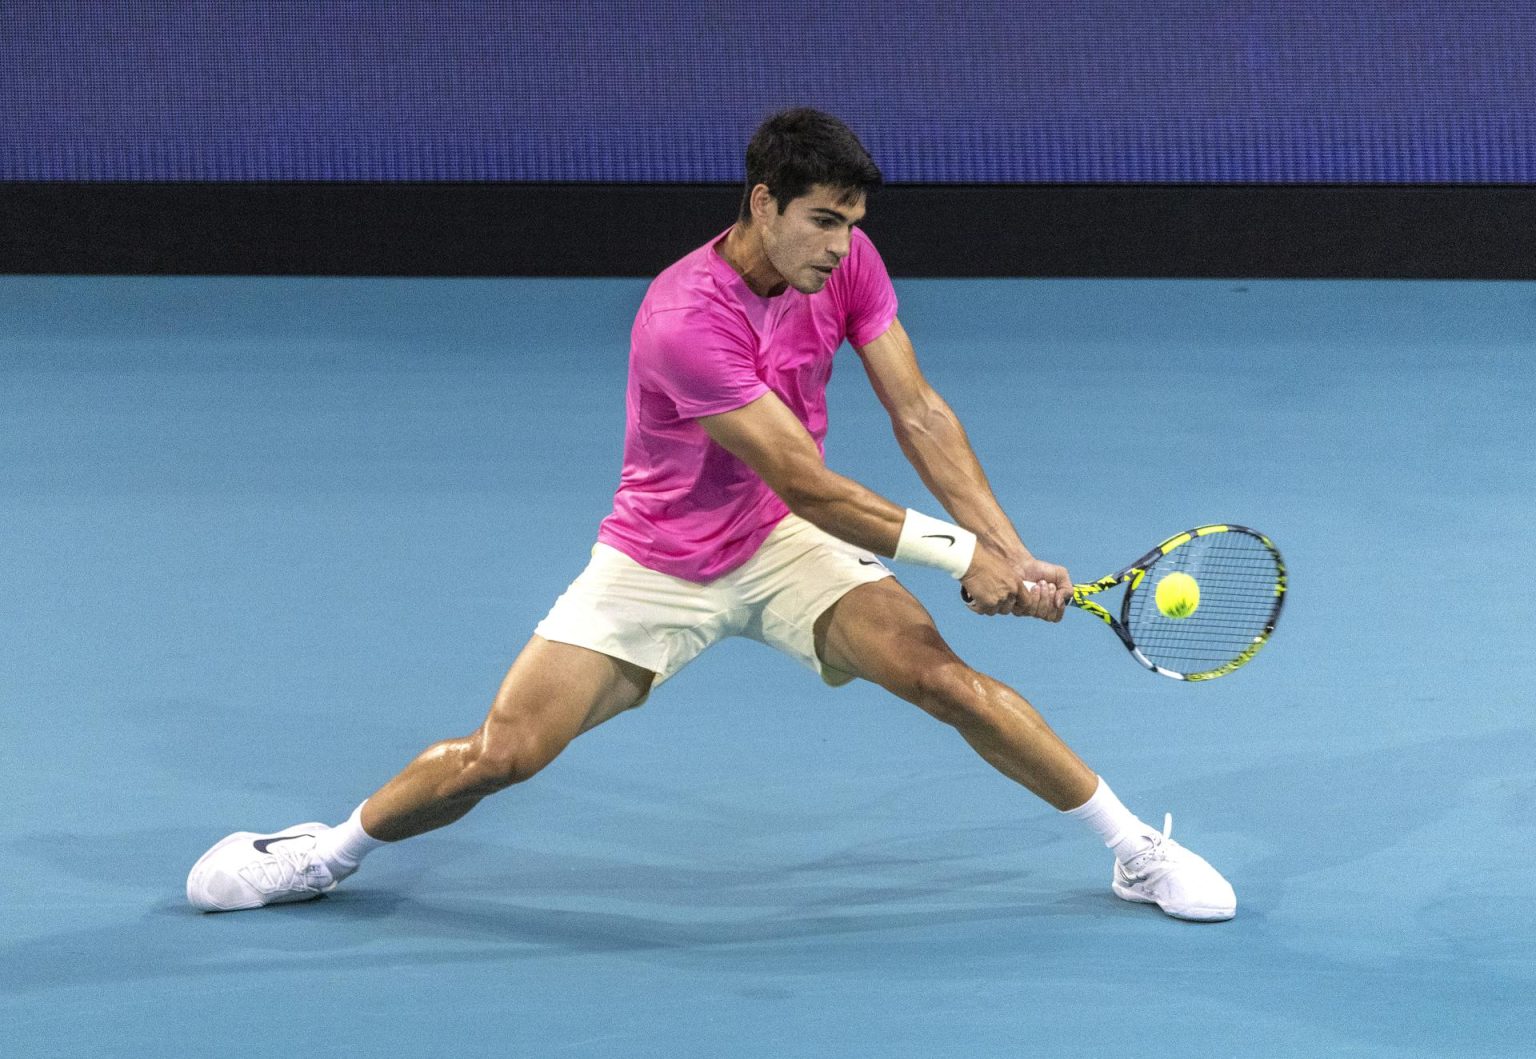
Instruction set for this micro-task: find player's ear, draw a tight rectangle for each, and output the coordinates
[749,184,775,224]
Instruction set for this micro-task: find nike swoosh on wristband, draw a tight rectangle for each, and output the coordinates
[858,558,882,566]
[253,835,313,853]
[921,533,956,546]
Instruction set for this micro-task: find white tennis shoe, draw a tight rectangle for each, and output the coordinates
[187,822,342,912]
[1111,814,1237,922]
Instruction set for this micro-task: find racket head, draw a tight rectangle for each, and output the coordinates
[1117,525,1287,681]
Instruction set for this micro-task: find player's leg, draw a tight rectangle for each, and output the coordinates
[815,578,1096,809]
[186,636,652,912]
[359,635,653,841]
[813,578,1236,921]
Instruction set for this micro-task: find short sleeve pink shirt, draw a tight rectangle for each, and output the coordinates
[596,226,898,582]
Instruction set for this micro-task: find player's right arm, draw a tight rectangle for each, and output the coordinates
[698,390,1048,616]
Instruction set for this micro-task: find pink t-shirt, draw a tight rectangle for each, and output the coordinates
[596,226,899,582]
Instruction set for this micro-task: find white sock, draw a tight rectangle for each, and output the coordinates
[311,801,387,875]
[1062,777,1157,862]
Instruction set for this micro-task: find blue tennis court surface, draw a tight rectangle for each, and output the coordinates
[3,275,1532,1057]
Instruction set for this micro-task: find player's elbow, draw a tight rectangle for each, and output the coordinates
[894,394,954,442]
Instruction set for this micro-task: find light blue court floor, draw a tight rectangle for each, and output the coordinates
[3,274,1533,1057]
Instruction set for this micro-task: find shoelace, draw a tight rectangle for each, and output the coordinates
[1122,813,1176,878]
[239,839,329,896]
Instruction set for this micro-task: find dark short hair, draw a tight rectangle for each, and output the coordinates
[738,108,883,222]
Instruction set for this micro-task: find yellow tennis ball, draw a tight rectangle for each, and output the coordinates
[1155,571,1200,619]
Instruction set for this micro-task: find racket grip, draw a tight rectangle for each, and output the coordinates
[960,581,1040,604]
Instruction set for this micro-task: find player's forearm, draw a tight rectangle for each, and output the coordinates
[778,468,907,557]
[891,398,1027,556]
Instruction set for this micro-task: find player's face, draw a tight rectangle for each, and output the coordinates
[758,184,867,294]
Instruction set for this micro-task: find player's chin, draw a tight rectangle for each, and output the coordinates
[799,267,833,292]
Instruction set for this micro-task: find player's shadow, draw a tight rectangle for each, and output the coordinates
[19,719,1528,1000]
[0,824,1113,997]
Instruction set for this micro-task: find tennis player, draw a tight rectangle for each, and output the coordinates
[188,108,1236,922]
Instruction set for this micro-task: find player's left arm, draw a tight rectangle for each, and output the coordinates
[855,317,1061,588]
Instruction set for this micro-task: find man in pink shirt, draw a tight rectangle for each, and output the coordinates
[188,109,1236,922]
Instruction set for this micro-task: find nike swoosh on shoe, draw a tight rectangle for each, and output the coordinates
[253,834,314,853]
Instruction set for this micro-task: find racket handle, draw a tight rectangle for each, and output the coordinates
[960,581,1040,604]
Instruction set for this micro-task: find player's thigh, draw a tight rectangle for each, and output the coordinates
[814,578,972,716]
[480,635,654,756]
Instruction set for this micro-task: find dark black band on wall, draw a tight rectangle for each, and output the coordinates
[2,183,1533,279]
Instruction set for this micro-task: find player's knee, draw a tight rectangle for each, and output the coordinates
[906,653,989,728]
[459,727,556,794]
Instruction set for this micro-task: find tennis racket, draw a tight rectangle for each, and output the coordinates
[963,524,1287,681]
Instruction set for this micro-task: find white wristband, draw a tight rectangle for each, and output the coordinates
[894,509,977,579]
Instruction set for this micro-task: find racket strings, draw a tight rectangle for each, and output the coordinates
[1125,533,1283,674]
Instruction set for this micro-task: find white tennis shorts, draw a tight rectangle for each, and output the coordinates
[534,513,893,692]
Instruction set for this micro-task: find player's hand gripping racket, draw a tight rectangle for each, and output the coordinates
[962,524,1286,681]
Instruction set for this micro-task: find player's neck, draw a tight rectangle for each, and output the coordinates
[719,223,789,298]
